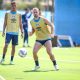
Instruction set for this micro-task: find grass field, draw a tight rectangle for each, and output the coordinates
[0,32,80,80]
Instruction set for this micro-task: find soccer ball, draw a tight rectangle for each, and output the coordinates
[18,48,27,57]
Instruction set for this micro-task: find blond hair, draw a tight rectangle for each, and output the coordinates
[32,7,39,12]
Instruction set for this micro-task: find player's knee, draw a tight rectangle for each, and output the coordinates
[33,49,38,54]
[4,44,8,49]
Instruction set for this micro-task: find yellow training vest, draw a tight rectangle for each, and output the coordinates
[30,17,51,40]
[6,13,20,33]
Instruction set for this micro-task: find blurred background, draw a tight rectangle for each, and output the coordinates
[0,0,53,11]
[0,0,54,30]
[0,0,80,47]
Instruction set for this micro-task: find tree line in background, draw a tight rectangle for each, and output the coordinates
[0,0,3,9]
[0,0,54,12]
[0,0,54,22]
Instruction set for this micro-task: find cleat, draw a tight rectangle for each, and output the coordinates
[10,61,14,65]
[32,66,40,71]
[54,65,59,71]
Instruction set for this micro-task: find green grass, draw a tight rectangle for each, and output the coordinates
[0,32,80,80]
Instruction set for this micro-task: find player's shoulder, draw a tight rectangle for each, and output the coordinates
[5,12,9,17]
[16,12,21,17]
[40,16,47,22]
[17,12,21,15]
[40,16,46,20]
[5,12,9,15]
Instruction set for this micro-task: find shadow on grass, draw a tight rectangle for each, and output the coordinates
[0,63,15,66]
[24,69,54,72]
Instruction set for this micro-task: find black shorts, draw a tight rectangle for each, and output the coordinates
[36,39,51,45]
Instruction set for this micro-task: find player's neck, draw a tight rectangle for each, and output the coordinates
[34,16,40,20]
[34,17,40,22]
[11,10,16,12]
[11,11,16,14]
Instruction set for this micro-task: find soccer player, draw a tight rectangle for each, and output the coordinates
[30,7,59,71]
[22,8,32,47]
[0,1,23,64]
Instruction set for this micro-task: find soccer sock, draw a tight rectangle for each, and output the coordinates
[11,56,14,61]
[52,60,57,65]
[35,61,39,66]
[2,54,5,59]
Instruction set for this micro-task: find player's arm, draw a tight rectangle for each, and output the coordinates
[29,28,35,36]
[2,13,7,37]
[43,18,54,34]
[43,18,54,38]
[19,14,23,38]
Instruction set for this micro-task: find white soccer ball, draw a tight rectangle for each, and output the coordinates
[18,48,27,57]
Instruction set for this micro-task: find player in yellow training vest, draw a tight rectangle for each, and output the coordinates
[30,7,59,71]
[0,1,23,64]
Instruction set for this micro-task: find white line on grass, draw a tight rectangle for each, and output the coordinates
[0,75,5,80]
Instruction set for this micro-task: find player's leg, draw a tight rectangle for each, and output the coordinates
[10,35,18,64]
[0,33,11,64]
[44,40,59,70]
[26,29,30,47]
[33,41,42,70]
[10,45,16,64]
[23,29,30,47]
[26,30,28,45]
[23,29,26,47]
[0,44,8,63]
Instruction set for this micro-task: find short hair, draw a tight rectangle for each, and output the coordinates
[32,7,39,12]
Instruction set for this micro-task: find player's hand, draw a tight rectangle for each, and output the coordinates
[2,32,5,37]
[49,34,54,38]
[21,32,23,38]
[29,32,32,36]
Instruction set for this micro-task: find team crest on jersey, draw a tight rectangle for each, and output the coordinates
[35,24,41,31]
[36,24,39,27]
[11,15,16,23]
